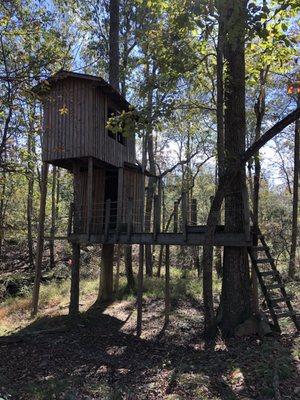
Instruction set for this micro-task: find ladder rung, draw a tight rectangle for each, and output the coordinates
[256,258,274,264]
[271,297,288,304]
[266,284,283,290]
[260,270,277,277]
[276,311,296,319]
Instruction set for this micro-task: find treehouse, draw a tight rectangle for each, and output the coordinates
[35,70,144,236]
[31,71,300,334]
[35,70,252,246]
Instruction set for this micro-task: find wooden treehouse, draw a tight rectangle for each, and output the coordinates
[32,70,299,333]
[35,71,251,247]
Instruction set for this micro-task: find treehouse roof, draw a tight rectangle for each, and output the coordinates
[33,70,131,111]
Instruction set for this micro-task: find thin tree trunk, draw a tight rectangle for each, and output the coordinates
[109,0,120,90]
[144,63,156,277]
[0,170,6,259]
[202,4,225,336]
[69,242,80,316]
[98,0,120,302]
[27,130,35,267]
[289,93,300,279]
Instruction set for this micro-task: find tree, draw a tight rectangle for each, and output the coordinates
[212,0,251,336]
[289,91,300,278]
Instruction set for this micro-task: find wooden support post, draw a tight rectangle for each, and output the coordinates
[31,162,49,316]
[50,166,57,267]
[173,201,178,233]
[67,202,74,237]
[165,244,170,327]
[136,243,144,336]
[127,198,133,241]
[153,194,160,240]
[115,244,121,292]
[73,164,81,234]
[116,168,124,238]
[99,244,114,301]
[181,192,187,241]
[104,199,111,241]
[69,241,80,316]
[87,157,94,239]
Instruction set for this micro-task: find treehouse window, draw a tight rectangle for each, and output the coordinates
[107,106,127,146]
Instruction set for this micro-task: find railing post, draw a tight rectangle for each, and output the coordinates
[181,192,187,242]
[127,198,133,241]
[104,199,111,241]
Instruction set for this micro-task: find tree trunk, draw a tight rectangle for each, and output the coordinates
[27,130,34,267]
[202,4,225,336]
[99,244,114,301]
[219,0,251,337]
[69,242,80,316]
[289,93,300,279]
[98,0,120,302]
[214,19,225,277]
[124,244,135,291]
[144,62,156,277]
[0,170,6,259]
[109,0,120,91]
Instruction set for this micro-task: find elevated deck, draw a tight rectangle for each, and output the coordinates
[67,194,253,247]
[69,225,253,246]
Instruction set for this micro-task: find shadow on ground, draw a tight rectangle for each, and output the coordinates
[0,299,298,400]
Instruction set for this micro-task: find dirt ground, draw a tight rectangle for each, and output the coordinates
[0,294,299,400]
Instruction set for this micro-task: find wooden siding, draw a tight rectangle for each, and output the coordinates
[42,77,135,168]
[122,167,144,231]
[74,167,106,234]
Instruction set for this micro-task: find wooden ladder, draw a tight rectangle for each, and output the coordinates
[247,230,299,333]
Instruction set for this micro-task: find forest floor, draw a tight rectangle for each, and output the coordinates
[0,244,299,400]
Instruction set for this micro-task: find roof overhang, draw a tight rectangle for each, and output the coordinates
[32,70,131,110]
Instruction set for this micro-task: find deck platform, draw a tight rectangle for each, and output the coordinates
[69,225,253,246]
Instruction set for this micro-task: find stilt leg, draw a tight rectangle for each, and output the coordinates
[115,244,121,293]
[31,162,49,316]
[136,244,144,336]
[165,244,170,327]
[98,244,114,301]
[69,242,80,316]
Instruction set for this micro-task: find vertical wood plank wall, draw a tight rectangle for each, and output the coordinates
[42,77,135,167]
[122,168,144,232]
[74,166,143,235]
[74,167,106,234]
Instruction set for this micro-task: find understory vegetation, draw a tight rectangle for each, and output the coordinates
[0,252,299,399]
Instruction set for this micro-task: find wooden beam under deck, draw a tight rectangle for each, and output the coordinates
[69,229,253,247]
